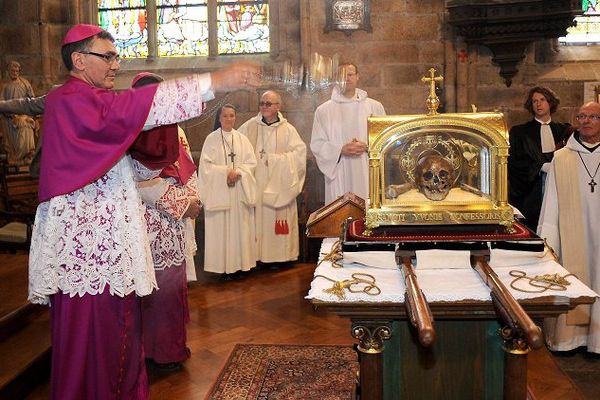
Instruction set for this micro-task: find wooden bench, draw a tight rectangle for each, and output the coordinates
[0,163,38,213]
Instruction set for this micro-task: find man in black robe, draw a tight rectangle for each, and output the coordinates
[508,86,571,231]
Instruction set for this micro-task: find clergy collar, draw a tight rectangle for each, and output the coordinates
[534,117,551,125]
[575,132,600,152]
[261,115,280,126]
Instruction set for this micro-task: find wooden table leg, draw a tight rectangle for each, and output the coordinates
[504,352,528,400]
[500,325,531,400]
[352,321,392,400]
[357,350,383,400]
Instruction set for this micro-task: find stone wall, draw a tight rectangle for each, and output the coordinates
[0,0,597,211]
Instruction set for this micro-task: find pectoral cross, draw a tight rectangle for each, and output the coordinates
[421,67,444,115]
[590,179,597,193]
[228,151,236,164]
[259,148,266,159]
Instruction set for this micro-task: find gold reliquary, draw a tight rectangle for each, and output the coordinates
[366,110,513,231]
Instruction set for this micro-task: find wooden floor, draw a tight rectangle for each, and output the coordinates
[21,263,352,399]
[148,264,352,399]
[0,253,590,399]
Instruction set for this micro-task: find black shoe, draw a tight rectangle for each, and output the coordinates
[267,263,282,270]
[234,270,250,279]
[551,346,586,357]
[255,262,267,270]
[153,362,182,371]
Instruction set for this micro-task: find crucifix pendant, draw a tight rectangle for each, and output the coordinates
[590,179,597,193]
[259,148,266,159]
[228,151,236,164]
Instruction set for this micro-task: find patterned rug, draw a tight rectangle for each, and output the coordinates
[205,344,359,400]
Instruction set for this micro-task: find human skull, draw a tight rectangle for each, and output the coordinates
[415,154,454,201]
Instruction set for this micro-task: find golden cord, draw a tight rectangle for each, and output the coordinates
[509,270,575,293]
[317,240,344,268]
[314,273,381,300]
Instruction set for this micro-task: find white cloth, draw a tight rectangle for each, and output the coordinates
[238,112,306,263]
[198,128,257,273]
[538,135,600,353]
[342,251,397,269]
[134,127,200,281]
[489,246,554,268]
[311,88,385,203]
[28,75,213,304]
[342,249,473,270]
[415,250,471,269]
[307,239,598,304]
[538,120,555,154]
[339,243,553,270]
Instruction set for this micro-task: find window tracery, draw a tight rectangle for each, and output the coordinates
[96,0,270,58]
[559,0,600,45]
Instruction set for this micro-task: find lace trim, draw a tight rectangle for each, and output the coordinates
[28,156,157,304]
[156,184,189,221]
[146,75,204,127]
[145,174,200,270]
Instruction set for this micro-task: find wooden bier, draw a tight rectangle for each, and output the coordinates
[396,250,435,347]
[471,254,544,400]
[314,294,594,400]
[313,220,597,400]
[471,254,543,350]
[306,192,365,238]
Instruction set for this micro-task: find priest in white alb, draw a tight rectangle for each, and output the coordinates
[538,101,600,354]
[310,63,385,203]
[198,104,257,275]
[238,90,306,265]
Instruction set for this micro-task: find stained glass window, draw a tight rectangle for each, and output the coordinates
[98,1,149,58]
[559,0,600,44]
[96,1,270,58]
[217,1,270,55]
[157,0,208,57]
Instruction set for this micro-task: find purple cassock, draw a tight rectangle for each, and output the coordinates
[39,74,158,399]
[143,265,191,364]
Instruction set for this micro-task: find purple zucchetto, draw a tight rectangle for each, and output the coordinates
[62,24,106,46]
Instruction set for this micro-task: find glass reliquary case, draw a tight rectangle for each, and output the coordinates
[365,111,513,231]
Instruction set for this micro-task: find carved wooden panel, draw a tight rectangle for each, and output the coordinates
[446,0,581,86]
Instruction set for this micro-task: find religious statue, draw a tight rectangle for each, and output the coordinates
[1,61,37,165]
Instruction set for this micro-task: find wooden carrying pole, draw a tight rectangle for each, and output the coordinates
[470,255,543,349]
[396,252,436,347]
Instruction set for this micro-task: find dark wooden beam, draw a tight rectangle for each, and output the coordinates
[446,0,582,86]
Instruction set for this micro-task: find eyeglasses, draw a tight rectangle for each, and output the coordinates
[575,114,600,121]
[259,101,279,107]
[79,51,120,64]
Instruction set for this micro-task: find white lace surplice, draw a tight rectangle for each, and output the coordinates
[29,156,157,304]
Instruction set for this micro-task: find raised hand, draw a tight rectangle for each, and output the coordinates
[210,61,262,92]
